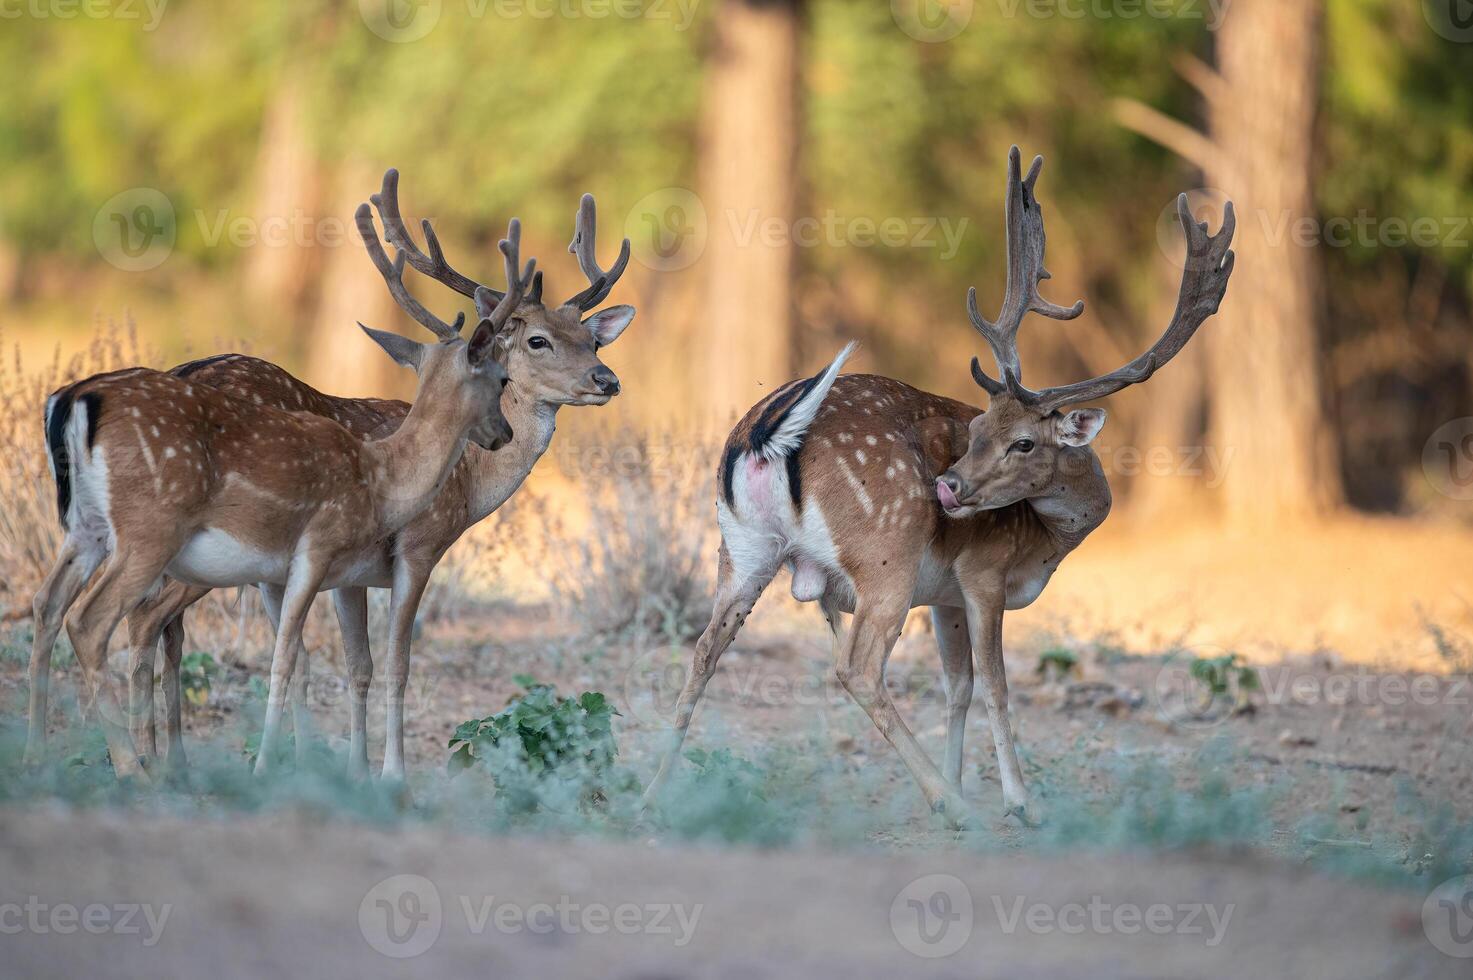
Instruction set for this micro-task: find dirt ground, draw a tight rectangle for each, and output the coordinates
[2,519,1471,977]
[0,808,1462,979]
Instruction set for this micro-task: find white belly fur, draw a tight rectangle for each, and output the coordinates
[167,528,289,588]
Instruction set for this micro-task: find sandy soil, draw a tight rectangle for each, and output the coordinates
[0,808,1462,979]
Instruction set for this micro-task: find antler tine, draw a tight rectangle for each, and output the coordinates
[1033,195,1237,414]
[968,146,1085,399]
[563,192,631,311]
[481,217,537,333]
[355,203,465,341]
[372,168,492,302]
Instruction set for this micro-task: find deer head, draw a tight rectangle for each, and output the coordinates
[371,171,635,409]
[355,195,534,451]
[936,147,1236,518]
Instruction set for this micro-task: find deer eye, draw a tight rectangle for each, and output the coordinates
[527,336,551,351]
[1009,438,1035,454]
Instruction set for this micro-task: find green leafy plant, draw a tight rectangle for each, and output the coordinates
[447,676,619,778]
[179,651,218,706]
[1189,653,1259,713]
[1036,647,1079,682]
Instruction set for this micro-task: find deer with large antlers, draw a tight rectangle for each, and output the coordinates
[71,172,636,780]
[644,147,1235,822]
[23,195,534,778]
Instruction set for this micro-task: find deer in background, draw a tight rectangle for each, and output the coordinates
[107,173,635,781]
[23,208,532,778]
[644,147,1236,823]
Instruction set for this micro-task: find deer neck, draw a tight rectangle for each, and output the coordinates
[1028,447,1112,551]
[465,384,561,522]
[363,392,475,533]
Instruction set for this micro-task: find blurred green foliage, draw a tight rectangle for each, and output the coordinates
[1,0,1467,290]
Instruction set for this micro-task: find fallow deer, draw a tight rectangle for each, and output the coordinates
[113,172,635,780]
[23,203,535,778]
[643,147,1236,823]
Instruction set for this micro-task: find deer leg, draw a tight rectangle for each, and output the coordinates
[382,561,432,784]
[25,537,105,765]
[158,614,187,768]
[332,587,373,781]
[124,611,163,764]
[259,582,315,766]
[836,591,963,817]
[963,586,1032,822]
[255,566,324,777]
[65,542,179,780]
[641,543,778,808]
[931,605,974,790]
[124,583,199,764]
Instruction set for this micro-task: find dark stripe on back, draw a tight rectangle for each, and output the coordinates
[171,352,238,378]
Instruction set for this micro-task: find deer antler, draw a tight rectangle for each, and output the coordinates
[966,148,1236,413]
[355,202,466,341]
[371,169,491,304]
[1031,195,1236,413]
[481,217,537,335]
[968,146,1086,399]
[562,193,630,311]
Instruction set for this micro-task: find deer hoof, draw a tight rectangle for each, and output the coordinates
[1003,800,1042,829]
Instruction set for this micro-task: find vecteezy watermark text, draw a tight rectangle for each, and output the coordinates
[0,897,171,946]
[0,0,168,30]
[358,875,702,959]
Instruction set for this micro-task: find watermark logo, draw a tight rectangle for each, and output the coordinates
[1424,0,1473,43]
[626,187,707,271]
[1150,644,1248,731]
[890,873,973,958]
[1423,418,1473,501]
[1156,187,1230,272]
[358,875,703,956]
[359,0,442,42]
[621,644,691,727]
[93,188,175,272]
[359,874,443,958]
[1423,875,1473,958]
[891,0,973,42]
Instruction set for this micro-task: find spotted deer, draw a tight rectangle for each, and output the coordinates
[23,201,534,779]
[644,148,1236,823]
[110,172,635,780]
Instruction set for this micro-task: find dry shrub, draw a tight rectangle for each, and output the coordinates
[504,428,718,644]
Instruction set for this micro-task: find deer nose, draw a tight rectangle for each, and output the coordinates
[589,365,620,395]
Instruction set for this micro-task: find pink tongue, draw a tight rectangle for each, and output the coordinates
[936,479,960,511]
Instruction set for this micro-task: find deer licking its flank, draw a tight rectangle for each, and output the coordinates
[643,147,1236,823]
[102,173,636,780]
[23,201,535,778]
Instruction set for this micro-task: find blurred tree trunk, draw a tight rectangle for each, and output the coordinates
[1127,274,1209,520]
[699,0,803,417]
[244,71,321,328]
[305,158,411,399]
[1204,0,1341,522]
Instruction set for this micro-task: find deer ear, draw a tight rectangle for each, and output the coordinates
[466,317,499,366]
[916,415,970,476]
[473,286,503,322]
[1056,408,1107,447]
[360,324,425,371]
[583,305,635,346]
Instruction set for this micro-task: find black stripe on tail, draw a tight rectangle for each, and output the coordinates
[44,386,103,531]
[720,374,821,511]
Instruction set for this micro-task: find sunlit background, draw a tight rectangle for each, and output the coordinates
[1,0,1471,662]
